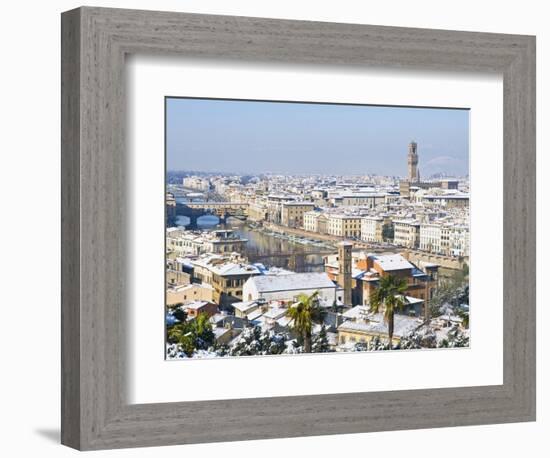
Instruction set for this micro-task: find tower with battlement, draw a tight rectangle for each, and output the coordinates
[407,141,419,182]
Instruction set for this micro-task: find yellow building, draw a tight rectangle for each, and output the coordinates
[209,263,262,306]
[337,311,421,347]
[327,214,361,238]
[281,202,316,228]
[166,283,214,306]
[247,202,269,222]
[304,210,328,234]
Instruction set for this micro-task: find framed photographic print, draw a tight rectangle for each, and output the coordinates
[61,6,536,450]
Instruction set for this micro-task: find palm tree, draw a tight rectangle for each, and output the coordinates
[286,291,324,353]
[369,274,409,348]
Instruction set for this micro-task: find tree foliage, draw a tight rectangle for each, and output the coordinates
[286,291,325,353]
[229,327,286,356]
[438,324,470,348]
[369,274,409,346]
[166,310,215,357]
[312,325,332,353]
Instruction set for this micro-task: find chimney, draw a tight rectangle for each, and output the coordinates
[338,242,353,306]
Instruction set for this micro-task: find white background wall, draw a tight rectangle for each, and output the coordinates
[0,0,546,456]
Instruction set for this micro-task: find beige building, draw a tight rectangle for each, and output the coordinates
[337,311,421,347]
[448,224,470,256]
[166,229,247,257]
[419,223,445,254]
[182,176,210,191]
[393,219,420,248]
[280,202,316,228]
[360,216,384,243]
[166,268,191,288]
[304,211,329,234]
[327,214,362,238]
[333,193,386,207]
[166,283,214,306]
[247,202,269,222]
[209,263,262,307]
[182,254,260,307]
[423,194,469,208]
[420,223,469,257]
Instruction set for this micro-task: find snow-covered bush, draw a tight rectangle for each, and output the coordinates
[229,327,287,356]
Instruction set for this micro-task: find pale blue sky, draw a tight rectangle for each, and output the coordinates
[166,97,469,177]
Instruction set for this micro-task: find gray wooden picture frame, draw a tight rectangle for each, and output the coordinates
[61,6,536,451]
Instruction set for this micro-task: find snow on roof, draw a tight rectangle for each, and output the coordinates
[170,282,214,292]
[276,316,293,328]
[263,307,287,320]
[342,305,371,320]
[262,266,295,276]
[231,301,261,313]
[393,219,420,226]
[209,313,226,324]
[213,327,231,339]
[371,253,414,271]
[338,313,421,338]
[283,201,315,206]
[182,301,210,310]
[425,194,469,200]
[399,295,424,305]
[209,263,261,276]
[252,262,267,272]
[247,272,336,293]
[246,309,264,321]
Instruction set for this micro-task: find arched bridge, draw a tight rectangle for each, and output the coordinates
[174,202,249,227]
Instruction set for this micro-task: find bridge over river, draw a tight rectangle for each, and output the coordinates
[175,202,249,228]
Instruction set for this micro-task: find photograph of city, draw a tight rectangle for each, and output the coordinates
[165,97,470,359]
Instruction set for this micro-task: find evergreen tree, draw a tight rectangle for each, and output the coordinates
[438,324,469,348]
[312,325,331,353]
[229,327,287,356]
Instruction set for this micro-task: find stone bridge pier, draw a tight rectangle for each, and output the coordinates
[174,202,248,228]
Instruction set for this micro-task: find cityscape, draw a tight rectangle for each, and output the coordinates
[165,99,470,359]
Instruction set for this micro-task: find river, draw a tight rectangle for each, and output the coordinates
[174,215,332,272]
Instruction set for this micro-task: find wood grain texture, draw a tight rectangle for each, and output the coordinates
[61,6,536,450]
[60,7,81,449]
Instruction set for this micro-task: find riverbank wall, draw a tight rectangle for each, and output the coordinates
[260,222,467,270]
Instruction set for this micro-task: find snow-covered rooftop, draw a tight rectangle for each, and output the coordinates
[182,300,210,310]
[209,262,261,276]
[338,313,421,338]
[231,300,261,313]
[246,272,336,293]
[246,309,264,321]
[342,305,371,320]
[262,307,287,320]
[371,253,414,271]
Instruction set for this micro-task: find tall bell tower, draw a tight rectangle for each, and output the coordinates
[338,241,353,306]
[407,141,419,182]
